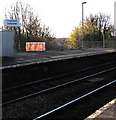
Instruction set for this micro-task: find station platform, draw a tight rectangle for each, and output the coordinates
[85,99,116,119]
[1,48,116,69]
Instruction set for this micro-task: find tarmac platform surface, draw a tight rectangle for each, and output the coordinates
[1,48,116,69]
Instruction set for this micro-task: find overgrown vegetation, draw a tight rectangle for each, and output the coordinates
[3,3,116,51]
[4,2,55,52]
[67,13,115,49]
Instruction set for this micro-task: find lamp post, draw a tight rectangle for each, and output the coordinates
[102,30,105,48]
[82,2,87,50]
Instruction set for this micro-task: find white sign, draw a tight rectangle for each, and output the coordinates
[4,19,20,27]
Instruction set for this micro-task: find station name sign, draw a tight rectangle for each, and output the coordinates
[4,19,20,27]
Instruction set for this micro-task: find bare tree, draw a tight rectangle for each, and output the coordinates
[4,2,54,51]
[87,13,113,41]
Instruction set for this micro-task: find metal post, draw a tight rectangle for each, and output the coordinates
[102,31,105,48]
[82,2,87,50]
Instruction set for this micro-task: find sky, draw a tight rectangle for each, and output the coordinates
[0,0,115,38]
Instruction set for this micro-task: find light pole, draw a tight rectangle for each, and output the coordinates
[82,2,87,50]
[102,30,105,48]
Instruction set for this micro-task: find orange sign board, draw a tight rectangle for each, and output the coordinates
[26,42,46,51]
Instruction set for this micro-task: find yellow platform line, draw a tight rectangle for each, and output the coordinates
[51,49,116,59]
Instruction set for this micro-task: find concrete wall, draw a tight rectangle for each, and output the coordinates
[0,31,14,57]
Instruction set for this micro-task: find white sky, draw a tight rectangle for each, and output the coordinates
[0,0,115,38]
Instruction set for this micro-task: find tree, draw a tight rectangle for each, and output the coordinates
[68,13,113,49]
[88,13,113,40]
[4,2,54,51]
[68,19,99,49]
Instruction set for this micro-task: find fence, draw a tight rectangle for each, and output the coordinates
[14,40,116,52]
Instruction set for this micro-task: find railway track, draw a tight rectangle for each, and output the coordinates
[2,61,116,106]
[33,80,116,119]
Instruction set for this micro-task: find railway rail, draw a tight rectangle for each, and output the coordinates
[33,80,116,119]
[2,61,116,106]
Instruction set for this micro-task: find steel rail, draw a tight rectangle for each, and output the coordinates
[1,66,116,106]
[33,80,116,120]
[2,61,115,92]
